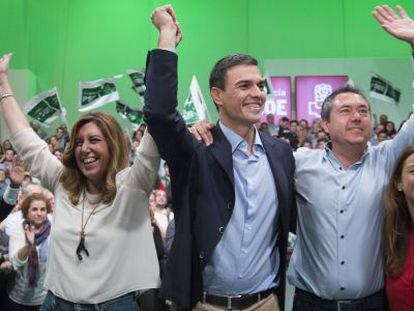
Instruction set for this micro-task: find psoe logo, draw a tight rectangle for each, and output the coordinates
[308,83,332,117]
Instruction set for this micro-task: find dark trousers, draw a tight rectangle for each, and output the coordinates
[293,288,388,311]
[137,289,169,311]
[4,296,40,311]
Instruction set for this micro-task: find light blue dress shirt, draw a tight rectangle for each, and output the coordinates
[202,123,280,295]
[288,115,414,299]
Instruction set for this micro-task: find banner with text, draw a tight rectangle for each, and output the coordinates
[78,75,122,112]
[24,87,63,127]
[295,75,348,123]
[262,76,292,123]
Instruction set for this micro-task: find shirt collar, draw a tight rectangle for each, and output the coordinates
[219,121,264,154]
[324,141,370,168]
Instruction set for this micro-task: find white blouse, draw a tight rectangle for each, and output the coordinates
[11,128,161,303]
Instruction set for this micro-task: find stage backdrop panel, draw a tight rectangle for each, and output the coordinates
[264,58,414,127]
[263,76,292,123]
[295,75,348,124]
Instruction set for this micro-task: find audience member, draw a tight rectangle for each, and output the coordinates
[5,192,52,311]
[266,113,278,136]
[385,121,397,138]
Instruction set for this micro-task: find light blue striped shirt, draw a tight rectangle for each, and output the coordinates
[202,123,279,295]
[288,115,414,299]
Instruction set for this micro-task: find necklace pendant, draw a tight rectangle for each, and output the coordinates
[76,231,89,261]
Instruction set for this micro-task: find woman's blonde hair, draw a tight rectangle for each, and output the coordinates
[384,145,414,278]
[60,111,128,205]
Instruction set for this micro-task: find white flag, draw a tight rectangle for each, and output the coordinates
[127,69,146,103]
[182,75,210,125]
[24,87,62,127]
[78,75,122,112]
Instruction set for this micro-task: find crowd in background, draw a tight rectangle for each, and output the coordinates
[258,112,409,151]
[0,110,406,310]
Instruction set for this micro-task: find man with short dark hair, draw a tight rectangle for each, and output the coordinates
[144,5,296,310]
[288,6,414,309]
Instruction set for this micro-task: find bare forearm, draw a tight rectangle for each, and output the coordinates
[16,243,30,262]
[158,28,177,49]
[0,79,30,136]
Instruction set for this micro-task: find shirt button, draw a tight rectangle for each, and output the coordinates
[340,210,344,214]
[242,250,248,254]
[199,252,205,259]
[341,261,345,265]
[340,235,344,239]
[227,202,232,210]
[247,226,252,230]
[342,186,346,190]
[218,226,225,234]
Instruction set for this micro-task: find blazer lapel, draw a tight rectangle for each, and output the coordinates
[209,125,234,186]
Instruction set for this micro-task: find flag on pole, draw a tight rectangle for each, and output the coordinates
[127,69,146,103]
[78,75,122,112]
[182,75,210,125]
[24,87,63,127]
[115,101,143,125]
[182,93,198,125]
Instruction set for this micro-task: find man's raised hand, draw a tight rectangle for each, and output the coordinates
[372,5,414,47]
[151,5,182,48]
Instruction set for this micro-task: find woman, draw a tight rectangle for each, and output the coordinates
[5,192,52,311]
[385,145,414,309]
[133,129,144,144]
[0,53,161,310]
[47,136,59,152]
[385,121,397,138]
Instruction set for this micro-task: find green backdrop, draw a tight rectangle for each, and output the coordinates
[1,0,413,131]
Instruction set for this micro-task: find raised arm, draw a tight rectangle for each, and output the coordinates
[372,5,414,164]
[372,5,414,50]
[0,53,31,135]
[0,156,25,220]
[150,4,182,49]
[144,5,194,164]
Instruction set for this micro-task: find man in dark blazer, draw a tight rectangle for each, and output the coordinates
[144,5,296,310]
